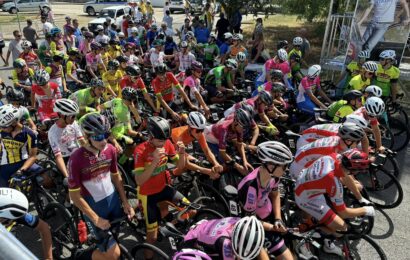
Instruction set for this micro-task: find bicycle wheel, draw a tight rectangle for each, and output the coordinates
[132,242,170,260]
[118,163,135,187]
[43,202,79,260]
[344,234,387,260]
[343,191,374,237]
[119,243,134,260]
[197,181,230,217]
[388,117,410,152]
[357,167,403,209]
[379,125,395,150]
[33,188,56,218]
[383,154,400,178]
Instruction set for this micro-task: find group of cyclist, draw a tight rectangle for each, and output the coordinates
[0,8,402,259]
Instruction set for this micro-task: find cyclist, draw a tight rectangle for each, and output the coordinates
[294,150,375,255]
[66,47,83,92]
[45,51,68,93]
[234,51,248,82]
[332,90,363,123]
[223,33,247,63]
[204,108,255,175]
[19,40,41,70]
[69,78,105,117]
[364,85,383,99]
[175,40,196,73]
[11,58,34,94]
[374,50,400,103]
[255,48,291,89]
[296,64,332,115]
[0,187,52,260]
[152,64,196,121]
[204,59,237,103]
[5,88,36,132]
[49,27,65,57]
[183,216,267,259]
[346,61,377,92]
[238,141,294,260]
[30,69,61,126]
[102,59,123,100]
[197,32,219,69]
[68,112,134,260]
[172,112,223,179]
[119,65,158,113]
[254,69,285,96]
[0,105,42,187]
[48,99,85,179]
[86,42,105,79]
[288,36,306,82]
[133,116,187,259]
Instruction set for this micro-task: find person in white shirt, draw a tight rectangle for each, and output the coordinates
[163,10,173,29]
[163,1,170,13]
[159,22,175,37]
[41,16,53,36]
[134,7,143,21]
[95,25,110,44]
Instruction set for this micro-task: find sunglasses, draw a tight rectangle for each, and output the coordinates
[90,133,110,141]
[194,128,204,133]
[365,71,374,76]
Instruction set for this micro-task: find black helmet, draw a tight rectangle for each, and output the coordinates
[235,108,253,128]
[270,69,283,80]
[79,112,111,136]
[6,88,25,103]
[116,55,129,63]
[155,63,168,74]
[271,82,285,93]
[147,116,171,140]
[122,87,138,101]
[343,90,362,101]
[107,59,120,71]
[277,40,288,50]
[258,90,273,106]
[125,65,142,76]
[240,102,255,117]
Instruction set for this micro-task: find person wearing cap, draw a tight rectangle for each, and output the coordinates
[95,25,110,44]
[146,24,159,48]
[177,18,195,41]
[219,32,232,59]
[118,32,126,47]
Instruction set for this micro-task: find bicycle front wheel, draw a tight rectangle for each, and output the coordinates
[344,234,387,260]
[132,242,170,260]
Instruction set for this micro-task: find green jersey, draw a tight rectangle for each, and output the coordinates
[202,43,220,61]
[205,66,231,86]
[102,98,131,140]
[69,88,100,113]
[327,100,347,118]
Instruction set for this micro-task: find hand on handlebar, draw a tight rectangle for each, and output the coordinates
[94,217,111,230]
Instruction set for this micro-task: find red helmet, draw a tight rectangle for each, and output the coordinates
[341,149,370,172]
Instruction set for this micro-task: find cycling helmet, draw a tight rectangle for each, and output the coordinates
[307,65,321,78]
[379,49,396,60]
[232,216,265,260]
[345,114,369,130]
[116,55,129,63]
[270,69,284,80]
[173,249,211,260]
[224,32,233,40]
[155,63,168,74]
[68,47,80,56]
[362,61,378,73]
[6,88,25,103]
[13,58,26,69]
[358,50,370,59]
[89,78,105,88]
[90,42,102,51]
[240,102,255,117]
[236,52,247,62]
[53,51,65,62]
[225,59,238,69]
[80,112,111,136]
[364,85,382,97]
[293,36,303,46]
[277,40,288,50]
[209,32,217,39]
[258,90,273,106]
[151,24,158,30]
[191,61,203,71]
[365,97,385,117]
[237,33,244,41]
[33,69,50,86]
[341,148,370,171]
[109,39,120,45]
[232,34,241,41]
[130,27,138,34]
[0,188,29,220]
[0,104,20,127]
[54,98,79,116]
[180,41,188,48]
[107,59,120,71]
[50,27,62,36]
[124,42,136,50]
[122,87,138,101]
[187,111,207,130]
[21,40,32,50]
[338,122,365,142]
[186,31,195,38]
[343,90,362,101]
[234,108,253,128]
[277,48,288,61]
[257,141,294,165]
[100,109,116,128]
[125,65,142,76]
[147,116,171,140]
[271,82,286,93]
[152,39,164,47]
[84,31,94,38]
[96,25,104,31]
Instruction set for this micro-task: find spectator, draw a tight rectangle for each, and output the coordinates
[146,24,159,48]
[298,27,310,58]
[41,16,53,35]
[164,35,178,55]
[215,12,230,44]
[72,19,82,47]
[0,32,6,66]
[146,0,154,25]
[159,22,174,37]
[122,15,131,38]
[194,20,210,44]
[163,10,173,29]
[5,30,23,66]
[252,17,263,40]
[109,24,118,39]
[231,10,242,33]
[134,7,143,21]
[192,15,201,30]
[177,18,194,41]
[203,3,213,31]
[23,19,39,49]
[95,25,110,44]
[127,20,135,37]
[163,1,170,14]
[248,31,266,64]
[63,16,72,35]
[105,17,112,35]
[118,32,127,47]
[64,26,76,50]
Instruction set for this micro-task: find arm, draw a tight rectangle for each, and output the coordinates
[177,85,196,109]
[318,88,332,104]
[69,190,102,226]
[250,126,259,146]
[358,3,374,26]
[307,90,327,109]
[35,219,53,260]
[371,124,382,149]
[20,148,37,172]
[55,154,68,178]
[142,91,158,112]
[111,171,134,217]
[270,190,282,220]
[252,42,263,63]
[361,135,369,154]
[134,156,161,186]
[194,90,210,116]
[341,175,364,201]
[31,90,36,109]
[158,94,177,117]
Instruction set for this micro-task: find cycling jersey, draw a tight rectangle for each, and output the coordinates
[224,96,267,118]
[204,118,243,151]
[152,72,181,103]
[333,105,355,123]
[227,45,247,59]
[347,74,370,91]
[133,140,179,195]
[205,66,231,86]
[288,48,302,72]
[352,107,378,127]
[18,52,39,69]
[374,64,400,96]
[346,61,361,77]
[69,88,100,113]
[296,76,320,103]
[31,82,61,122]
[171,125,208,150]
[295,154,346,225]
[11,68,34,85]
[289,136,345,179]
[327,100,347,118]
[102,70,123,98]
[184,75,202,103]
[297,123,341,149]
[48,120,83,158]
[256,58,291,85]
[102,98,131,140]
[0,126,37,165]
[49,40,65,56]
[184,217,239,260]
[85,52,103,72]
[45,63,64,91]
[201,42,219,61]
[17,106,32,123]
[65,60,79,82]
[120,76,147,93]
[68,144,117,202]
[177,52,196,72]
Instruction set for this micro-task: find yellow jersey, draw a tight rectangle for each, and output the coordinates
[102,70,124,98]
[374,64,400,96]
[347,74,370,92]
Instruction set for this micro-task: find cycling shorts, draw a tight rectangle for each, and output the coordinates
[0,162,42,188]
[296,99,317,116]
[263,214,288,257]
[295,195,336,226]
[39,112,58,124]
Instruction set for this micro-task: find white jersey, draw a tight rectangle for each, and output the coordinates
[48,121,84,158]
[371,0,398,23]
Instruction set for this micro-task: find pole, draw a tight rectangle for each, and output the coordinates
[320,0,335,64]
[13,0,22,31]
[0,224,38,260]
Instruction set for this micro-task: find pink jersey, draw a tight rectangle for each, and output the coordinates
[238,167,280,219]
[183,75,200,101]
[31,82,61,114]
[256,58,291,83]
[296,76,321,103]
[297,124,341,149]
[206,118,243,150]
[85,53,103,71]
[352,107,378,127]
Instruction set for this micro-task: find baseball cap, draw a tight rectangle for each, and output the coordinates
[96,25,104,31]
[65,16,71,20]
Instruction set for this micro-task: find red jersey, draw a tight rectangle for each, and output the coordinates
[152,72,181,102]
[31,82,61,114]
[119,76,147,92]
[19,52,38,68]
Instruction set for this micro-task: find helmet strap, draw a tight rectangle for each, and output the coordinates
[262,163,277,174]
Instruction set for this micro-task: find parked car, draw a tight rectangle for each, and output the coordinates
[83,0,127,16]
[0,0,13,9]
[169,0,204,14]
[88,5,131,32]
[2,0,50,14]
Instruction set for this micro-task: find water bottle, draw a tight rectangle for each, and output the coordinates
[77,220,88,243]
[247,86,252,94]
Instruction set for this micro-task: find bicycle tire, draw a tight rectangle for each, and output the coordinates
[43,202,79,260]
[344,191,374,237]
[345,234,387,260]
[389,117,410,152]
[132,242,170,260]
[197,181,230,217]
[34,187,56,218]
[192,208,224,223]
[119,243,134,260]
[384,153,400,178]
[117,163,135,187]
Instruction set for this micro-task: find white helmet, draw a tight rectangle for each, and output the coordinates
[0,188,29,220]
[293,36,303,46]
[362,61,378,73]
[257,141,293,165]
[345,114,369,130]
[358,50,370,59]
[307,64,321,78]
[236,52,247,62]
[0,104,20,127]
[364,85,382,97]
[21,40,32,50]
[232,216,265,260]
[379,50,396,60]
[187,111,207,130]
[277,48,288,61]
[180,41,188,48]
[209,32,216,39]
[130,27,138,34]
[365,97,385,117]
[224,32,233,40]
[54,98,80,116]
